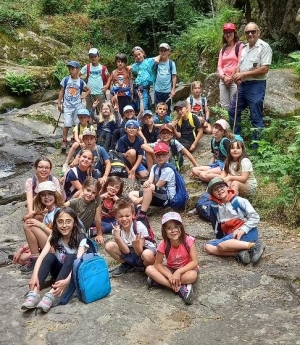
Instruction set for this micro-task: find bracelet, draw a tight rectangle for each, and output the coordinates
[41,223,46,232]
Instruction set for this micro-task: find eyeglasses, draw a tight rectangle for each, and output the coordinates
[165,225,181,232]
[159,48,168,52]
[245,30,257,35]
[155,152,169,157]
[212,184,227,193]
[37,166,50,170]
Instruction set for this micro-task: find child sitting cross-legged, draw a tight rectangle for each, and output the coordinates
[105,198,156,277]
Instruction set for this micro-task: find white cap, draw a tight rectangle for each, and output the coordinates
[159,43,171,50]
[37,181,57,194]
[161,212,182,225]
[88,48,99,56]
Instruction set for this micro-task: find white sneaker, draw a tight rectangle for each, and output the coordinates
[62,163,69,175]
[21,291,40,310]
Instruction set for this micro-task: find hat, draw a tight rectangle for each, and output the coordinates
[82,128,96,137]
[123,105,134,113]
[66,61,80,69]
[153,142,170,154]
[222,23,236,31]
[159,124,173,133]
[161,212,182,225]
[77,109,90,117]
[207,177,228,195]
[159,43,171,50]
[174,100,187,110]
[125,120,139,129]
[37,181,57,194]
[142,110,154,117]
[88,48,99,56]
[214,119,229,130]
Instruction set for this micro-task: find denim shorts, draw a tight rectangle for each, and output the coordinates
[121,248,144,267]
[136,164,147,172]
[209,160,225,170]
[208,227,259,246]
[63,106,81,128]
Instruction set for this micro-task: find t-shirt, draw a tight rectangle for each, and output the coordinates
[112,221,156,250]
[43,209,56,229]
[157,235,195,269]
[177,114,201,146]
[154,60,177,93]
[217,42,243,77]
[210,137,231,162]
[187,95,207,116]
[55,237,87,264]
[68,196,101,231]
[61,77,86,109]
[154,115,172,124]
[78,145,110,174]
[117,135,144,157]
[101,197,116,219]
[150,139,184,169]
[132,58,155,87]
[141,125,159,144]
[80,63,109,94]
[228,158,257,189]
[150,164,176,200]
[73,123,96,136]
[25,176,61,196]
[111,69,132,97]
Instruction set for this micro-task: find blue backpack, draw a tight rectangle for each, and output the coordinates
[155,163,189,209]
[196,192,214,222]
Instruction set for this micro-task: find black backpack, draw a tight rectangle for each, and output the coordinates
[108,150,132,178]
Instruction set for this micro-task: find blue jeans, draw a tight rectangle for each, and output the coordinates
[154,91,171,112]
[208,227,259,246]
[101,217,116,234]
[228,80,266,142]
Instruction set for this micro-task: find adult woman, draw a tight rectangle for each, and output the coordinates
[217,23,243,110]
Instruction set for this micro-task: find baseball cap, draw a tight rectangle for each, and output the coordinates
[214,119,229,130]
[123,105,134,113]
[82,128,96,137]
[37,181,57,194]
[207,177,228,195]
[222,23,236,31]
[66,61,80,69]
[161,212,182,225]
[77,109,90,117]
[159,43,171,50]
[88,48,99,56]
[159,124,173,133]
[153,142,170,154]
[142,110,154,117]
[125,120,139,129]
[174,100,187,111]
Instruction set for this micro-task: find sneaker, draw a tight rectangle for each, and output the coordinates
[20,256,38,274]
[250,241,266,265]
[178,284,194,305]
[146,277,159,288]
[21,291,40,310]
[111,263,135,277]
[36,292,55,313]
[61,140,67,151]
[236,250,251,265]
[62,163,69,174]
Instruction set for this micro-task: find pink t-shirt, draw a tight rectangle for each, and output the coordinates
[157,235,195,269]
[25,176,61,196]
[217,43,243,77]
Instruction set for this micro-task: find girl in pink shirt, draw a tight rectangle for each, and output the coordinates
[145,212,198,305]
[217,23,243,109]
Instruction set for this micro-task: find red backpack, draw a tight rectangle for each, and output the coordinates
[132,214,156,244]
[86,63,108,85]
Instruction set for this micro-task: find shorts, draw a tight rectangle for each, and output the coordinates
[136,164,147,172]
[208,227,259,246]
[121,246,157,267]
[209,160,225,170]
[63,106,81,128]
[139,189,169,207]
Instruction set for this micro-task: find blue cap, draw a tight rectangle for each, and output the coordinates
[67,61,80,69]
[77,109,90,117]
[125,120,139,129]
[142,110,153,117]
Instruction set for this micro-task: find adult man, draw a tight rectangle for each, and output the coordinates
[229,22,272,147]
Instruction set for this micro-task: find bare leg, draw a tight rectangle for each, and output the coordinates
[105,241,125,263]
[140,184,155,212]
[23,224,48,254]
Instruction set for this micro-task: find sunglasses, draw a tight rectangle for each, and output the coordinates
[212,183,227,193]
[223,31,234,35]
[245,30,257,35]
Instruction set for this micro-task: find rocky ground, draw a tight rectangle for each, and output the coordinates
[0,101,300,345]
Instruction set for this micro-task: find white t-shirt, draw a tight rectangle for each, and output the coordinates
[150,164,176,200]
[229,158,257,188]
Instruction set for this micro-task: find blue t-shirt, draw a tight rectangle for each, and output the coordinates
[154,114,172,124]
[61,77,86,109]
[80,64,109,95]
[132,58,155,87]
[117,135,144,156]
[154,60,177,93]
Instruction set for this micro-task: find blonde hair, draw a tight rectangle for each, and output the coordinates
[99,102,115,123]
[190,81,202,92]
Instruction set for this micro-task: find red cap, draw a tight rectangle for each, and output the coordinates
[154,142,170,154]
[222,23,236,31]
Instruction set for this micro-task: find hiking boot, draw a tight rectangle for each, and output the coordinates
[236,250,251,265]
[36,292,55,313]
[62,163,69,174]
[146,277,159,288]
[20,256,38,274]
[178,284,194,305]
[21,291,40,310]
[61,140,67,151]
[250,241,266,265]
[111,263,135,277]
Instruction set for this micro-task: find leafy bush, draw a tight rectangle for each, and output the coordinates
[0,8,29,27]
[52,60,69,86]
[5,72,36,95]
[40,0,84,15]
[288,51,300,76]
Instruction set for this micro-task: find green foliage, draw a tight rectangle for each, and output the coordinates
[40,0,85,15]
[287,51,300,76]
[0,8,29,28]
[52,60,69,86]
[5,72,36,95]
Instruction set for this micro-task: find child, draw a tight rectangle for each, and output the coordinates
[154,102,172,127]
[110,53,132,117]
[204,177,265,265]
[190,119,233,182]
[21,181,64,274]
[105,198,156,277]
[154,43,177,112]
[57,61,90,151]
[187,81,212,134]
[128,142,176,214]
[80,48,110,114]
[62,108,95,174]
[146,212,198,305]
[100,176,124,234]
[221,140,257,197]
[65,177,104,244]
[21,207,88,312]
[140,110,160,144]
[172,100,203,152]
[116,119,149,180]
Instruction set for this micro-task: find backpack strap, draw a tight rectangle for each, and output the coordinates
[189,95,193,109]
[169,139,180,171]
[201,95,207,117]
[95,145,105,174]
[86,63,91,81]
[219,137,228,157]
[63,76,69,100]
[102,66,108,85]
[235,41,244,58]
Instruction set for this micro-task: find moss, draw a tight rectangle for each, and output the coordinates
[22,113,56,126]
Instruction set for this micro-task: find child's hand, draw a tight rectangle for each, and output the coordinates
[143,180,151,188]
[169,271,181,291]
[52,277,70,296]
[29,274,40,291]
[233,229,245,241]
[95,234,105,245]
[24,218,40,228]
[128,169,136,180]
[81,93,87,99]
[58,103,63,112]
[171,119,178,128]
[92,99,100,109]
[132,232,143,249]
[99,175,108,185]
[137,90,142,99]
[112,223,121,239]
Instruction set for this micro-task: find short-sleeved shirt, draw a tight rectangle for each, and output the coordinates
[25,176,61,196]
[80,63,109,95]
[43,209,56,229]
[211,137,231,162]
[150,164,176,200]
[239,38,272,81]
[101,197,116,219]
[117,135,144,156]
[177,113,201,146]
[73,123,96,136]
[60,77,86,109]
[154,60,177,93]
[68,196,101,231]
[157,236,195,269]
[132,58,155,87]
[149,139,184,168]
[111,69,132,97]
[228,158,257,189]
[186,95,207,116]
[141,125,159,144]
[78,145,110,174]
[154,114,172,124]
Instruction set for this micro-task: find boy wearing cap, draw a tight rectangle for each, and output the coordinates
[58,61,90,151]
[154,43,177,112]
[129,142,176,214]
[172,100,203,152]
[80,48,110,114]
[205,177,265,265]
